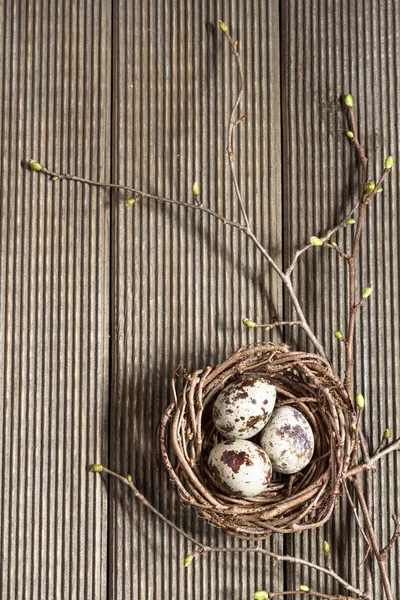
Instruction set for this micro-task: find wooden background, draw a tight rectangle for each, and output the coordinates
[1,0,399,598]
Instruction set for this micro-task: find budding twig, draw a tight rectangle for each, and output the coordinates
[91,465,369,600]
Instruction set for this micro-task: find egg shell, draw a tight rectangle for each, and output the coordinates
[260,406,314,474]
[212,375,276,439]
[207,439,272,498]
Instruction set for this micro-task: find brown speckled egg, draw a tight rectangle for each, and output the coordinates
[212,375,276,439]
[260,406,314,474]
[207,439,272,498]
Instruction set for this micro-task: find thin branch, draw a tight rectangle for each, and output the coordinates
[92,465,369,599]
[220,28,250,230]
[285,201,359,276]
[351,476,394,600]
[255,320,303,330]
[267,590,355,600]
[345,436,400,478]
[381,514,400,558]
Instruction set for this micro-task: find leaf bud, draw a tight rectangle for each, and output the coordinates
[334,330,343,340]
[192,182,200,196]
[364,180,376,195]
[362,286,373,299]
[243,318,257,329]
[29,160,42,171]
[323,541,330,553]
[184,554,194,567]
[254,592,269,600]
[346,218,355,225]
[299,585,310,592]
[218,20,228,32]
[344,94,354,107]
[383,428,391,440]
[356,393,365,408]
[385,156,394,170]
[310,236,323,246]
[346,131,354,139]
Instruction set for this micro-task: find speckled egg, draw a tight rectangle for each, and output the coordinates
[260,406,314,474]
[212,375,276,439]
[207,439,272,498]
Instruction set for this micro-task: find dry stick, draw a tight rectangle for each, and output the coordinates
[93,465,369,600]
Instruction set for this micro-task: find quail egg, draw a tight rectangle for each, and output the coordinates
[212,375,276,439]
[260,406,314,474]
[207,439,272,498]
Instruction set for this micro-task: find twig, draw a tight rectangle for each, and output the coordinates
[255,320,302,331]
[380,514,400,558]
[91,465,369,599]
[28,31,327,359]
[267,590,354,600]
[351,476,394,600]
[285,201,359,276]
[345,437,400,478]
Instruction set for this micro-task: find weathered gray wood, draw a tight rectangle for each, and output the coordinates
[281,1,400,597]
[109,1,283,598]
[0,1,111,598]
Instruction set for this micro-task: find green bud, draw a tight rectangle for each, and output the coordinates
[125,198,136,206]
[356,393,365,408]
[334,330,343,340]
[51,176,59,181]
[383,428,391,440]
[127,474,132,482]
[351,422,357,431]
[385,156,394,170]
[364,180,376,195]
[192,182,200,196]
[362,286,373,299]
[331,241,338,247]
[344,94,354,107]
[91,464,103,473]
[346,131,354,139]
[218,20,228,32]
[184,554,194,567]
[254,592,269,600]
[264,326,271,332]
[299,585,310,592]
[377,187,383,193]
[29,160,42,171]
[346,218,355,225]
[243,318,257,329]
[310,236,323,247]
[323,541,330,553]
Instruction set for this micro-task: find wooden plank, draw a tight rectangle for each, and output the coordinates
[281,0,400,597]
[109,1,283,598]
[0,1,111,598]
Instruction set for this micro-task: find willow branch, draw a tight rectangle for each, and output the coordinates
[91,465,369,599]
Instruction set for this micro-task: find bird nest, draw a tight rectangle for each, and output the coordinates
[159,343,355,539]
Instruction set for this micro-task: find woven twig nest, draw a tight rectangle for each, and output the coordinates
[160,343,355,539]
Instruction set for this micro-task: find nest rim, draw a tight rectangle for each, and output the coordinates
[159,343,355,539]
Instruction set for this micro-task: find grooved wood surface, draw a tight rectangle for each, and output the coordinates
[0,1,399,599]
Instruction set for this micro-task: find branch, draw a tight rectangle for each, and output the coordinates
[380,514,400,558]
[254,320,303,331]
[345,436,400,478]
[27,27,327,359]
[267,590,355,600]
[91,465,369,599]
[285,202,359,276]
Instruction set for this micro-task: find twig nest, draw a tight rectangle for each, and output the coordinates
[160,343,355,539]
